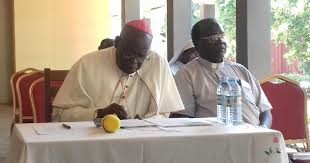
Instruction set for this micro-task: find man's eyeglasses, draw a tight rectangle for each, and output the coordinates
[199,33,225,44]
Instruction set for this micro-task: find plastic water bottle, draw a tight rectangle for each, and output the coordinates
[228,78,242,125]
[217,77,231,124]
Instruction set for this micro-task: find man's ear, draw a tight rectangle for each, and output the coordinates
[192,40,199,49]
[114,36,121,47]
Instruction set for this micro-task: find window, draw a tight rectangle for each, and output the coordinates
[191,0,236,61]
[140,0,167,57]
[271,0,310,98]
[109,0,122,38]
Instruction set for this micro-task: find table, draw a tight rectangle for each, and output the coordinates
[6,119,289,163]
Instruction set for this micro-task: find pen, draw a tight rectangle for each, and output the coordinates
[62,123,71,129]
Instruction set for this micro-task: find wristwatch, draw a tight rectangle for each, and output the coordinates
[93,109,101,127]
[94,117,102,127]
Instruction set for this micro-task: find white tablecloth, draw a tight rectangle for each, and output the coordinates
[6,119,289,163]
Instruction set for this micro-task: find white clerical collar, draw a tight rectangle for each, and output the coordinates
[119,70,140,78]
[197,57,224,70]
[211,62,219,69]
[129,70,140,76]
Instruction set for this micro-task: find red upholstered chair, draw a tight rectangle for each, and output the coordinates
[44,68,69,122]
[10,68,38,123]
[29,77,45,123]
[260,74,310,162]
[295,160,310,163]
[16,71,44,123]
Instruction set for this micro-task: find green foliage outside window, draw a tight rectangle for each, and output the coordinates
[271,0,310,69]
[214,0,309,74]
[191,0,237,61]
[192,3,201,26]
[215,0,236,61]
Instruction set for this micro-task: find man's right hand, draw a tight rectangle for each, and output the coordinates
[96,103,128,120]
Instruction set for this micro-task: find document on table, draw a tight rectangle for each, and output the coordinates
[33,124,73,135]
[144,118,214,127]
[289,152,310,160]
[33,126,49,135]
[120,119,156,128]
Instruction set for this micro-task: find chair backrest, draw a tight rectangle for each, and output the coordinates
[44,68,69,122]
[29,77,45,123]
[260,74,309,150]
[10,68,38,122]
[16,71,44,123]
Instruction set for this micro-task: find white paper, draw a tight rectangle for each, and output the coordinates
[289,152,310,160]
[144,118,213,127]
[120,119,156,128]
[33,124,72,135]
[33,126,49,135]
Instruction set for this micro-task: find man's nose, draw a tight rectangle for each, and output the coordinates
[127,56,138,64]
[124,53,136,59]
[216,36,225,43]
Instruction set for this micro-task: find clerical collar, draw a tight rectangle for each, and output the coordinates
[128,70,140,76]
[119,70,140,78]
[197,57,224,70]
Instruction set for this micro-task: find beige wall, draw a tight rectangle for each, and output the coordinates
[14,0,110,70]
[0,0,13,104]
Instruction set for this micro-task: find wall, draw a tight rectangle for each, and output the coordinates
[0,0,13,104]
[14,0,110,70]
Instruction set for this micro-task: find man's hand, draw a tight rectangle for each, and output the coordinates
[259,110,272,128]
[96,103,128,120]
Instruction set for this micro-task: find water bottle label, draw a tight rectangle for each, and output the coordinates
[225,95,233,107]
[217,94,222,105]
[232,96,241,106]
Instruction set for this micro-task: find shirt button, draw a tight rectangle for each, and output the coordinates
[125,86,128,88]
[129,75,132,78]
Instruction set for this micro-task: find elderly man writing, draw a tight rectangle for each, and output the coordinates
[52,19,184,122]
[173,18,272,128]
